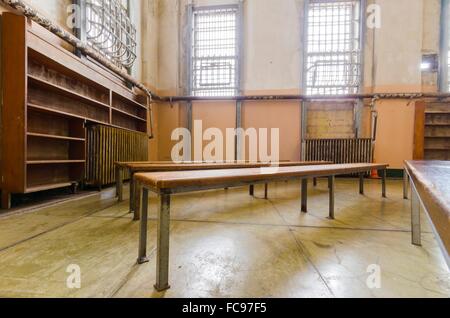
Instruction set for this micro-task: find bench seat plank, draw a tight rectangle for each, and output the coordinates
[116,161,332,214]
[135,163,388,193]
[119,161,331,172]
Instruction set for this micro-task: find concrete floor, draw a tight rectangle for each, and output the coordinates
[0,178,449,298]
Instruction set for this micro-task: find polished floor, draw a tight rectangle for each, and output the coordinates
[0,178,449,298]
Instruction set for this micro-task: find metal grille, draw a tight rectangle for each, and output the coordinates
[190,6,239,97]
[86,124,148,187]
[305,138,373,164]
[86,0,137,69]
[305,0,362,95]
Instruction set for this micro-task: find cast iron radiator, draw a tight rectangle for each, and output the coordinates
[86,124,148,187]
[304,138,373,164]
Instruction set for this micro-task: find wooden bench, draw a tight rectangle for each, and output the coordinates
[115,161,332,219]
[134,163,388,291]
[404,161,450,269]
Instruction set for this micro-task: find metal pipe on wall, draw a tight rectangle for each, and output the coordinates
[161,92,450,103]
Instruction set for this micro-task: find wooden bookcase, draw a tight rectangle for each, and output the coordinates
[413,101,450,161]
[1,13,148,209]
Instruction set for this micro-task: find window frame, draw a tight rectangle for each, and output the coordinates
[75,0,137,71]
[186,4,243,97]
[440,0,450,92]
[302,0,365,96]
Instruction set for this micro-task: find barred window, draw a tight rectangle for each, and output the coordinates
[189,6,240,97]
[439,0,450,92]
[304,0,362,95]
[85,0,137,69]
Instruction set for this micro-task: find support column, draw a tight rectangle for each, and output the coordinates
[155,194,171,292]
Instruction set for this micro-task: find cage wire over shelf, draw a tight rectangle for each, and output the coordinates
[86,0,136,69]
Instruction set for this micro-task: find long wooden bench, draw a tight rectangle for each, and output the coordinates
[404,160,450,269]
[134,163,388,291]
[115,161,332,219]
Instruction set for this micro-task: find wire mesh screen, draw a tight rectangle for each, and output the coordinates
[190,6,239,97]
[86,0,137,69]
[305,0,362,95]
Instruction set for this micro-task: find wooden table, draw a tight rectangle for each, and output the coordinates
[404,161,450,269]
[135,163,388,291]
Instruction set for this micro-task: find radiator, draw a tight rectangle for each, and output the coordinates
[304,138,373,164]
[86,124,148,187]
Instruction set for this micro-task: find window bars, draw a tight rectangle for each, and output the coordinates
[85,0,137,69]
[189,6,239,97]
[440,0,450,92]
[305,0,362,95]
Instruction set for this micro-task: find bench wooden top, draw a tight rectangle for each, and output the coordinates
[405,160,450,254]
[118,161,332,172]
[135,163,388,192]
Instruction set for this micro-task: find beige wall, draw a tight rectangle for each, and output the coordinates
[0,0,444,168]
[151,0,442,168]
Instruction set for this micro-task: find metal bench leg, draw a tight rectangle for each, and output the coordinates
[329,176,335,219]
[264,183,268,199]
[155,194,171,292]
[381,169,387,198]
[137,187,149,264]
[301,179,308,213]
[411,183,422,246]
[116,166,123,202]
[133,181,142,221]
[129,172,135,213]
[403,168,409,200]
[359,173,364,195]
[249,185,254,196]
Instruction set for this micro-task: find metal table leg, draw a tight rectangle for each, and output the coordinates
[329,176,335,219]
[403,168,409,200]
[137,186,149,264]
[264,183,268,199]
[359,173,364,195]
[301,179,308,213]
[313,178,317,187]
[155,194,171,292]
[411,183,422,246]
